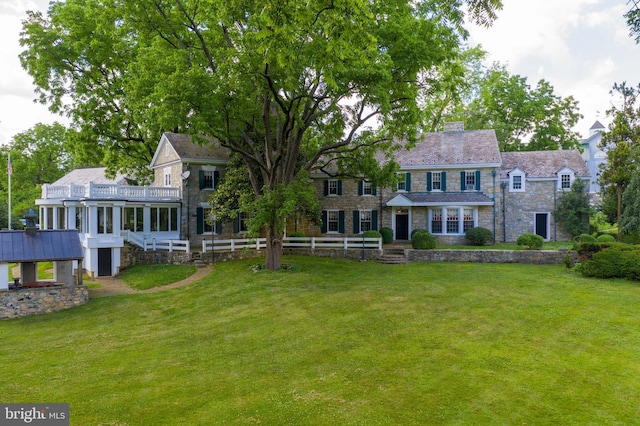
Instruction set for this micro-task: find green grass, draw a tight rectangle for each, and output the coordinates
[117,264,197,290]
[2,256,640,425]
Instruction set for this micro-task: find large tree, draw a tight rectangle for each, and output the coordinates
[462,64,582,152]
[0,123,74,226]
[20,0,502,269]
[599,82,640,238]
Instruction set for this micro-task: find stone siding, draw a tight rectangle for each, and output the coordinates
[1,285,89,320]
[408,249,572,265]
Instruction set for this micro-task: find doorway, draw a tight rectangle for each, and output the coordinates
[535,213,549,240]
[98,248,112,277]
[395,212,409,240]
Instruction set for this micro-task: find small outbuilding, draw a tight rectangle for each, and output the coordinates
[0,229,84,290]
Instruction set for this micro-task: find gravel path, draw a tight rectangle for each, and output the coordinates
[88,265,213,298]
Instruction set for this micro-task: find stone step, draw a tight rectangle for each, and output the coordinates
[375,255,410,265]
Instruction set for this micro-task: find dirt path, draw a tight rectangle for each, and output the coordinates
[88,265,213,298]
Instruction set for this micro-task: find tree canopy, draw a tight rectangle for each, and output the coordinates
[20,0,502,269]
[599,82,640,237]
[420,50,582,152]
[0,123,75,227]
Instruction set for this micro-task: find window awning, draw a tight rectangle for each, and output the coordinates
[387,192,494,207]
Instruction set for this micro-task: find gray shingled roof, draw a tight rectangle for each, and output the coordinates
[0,230,83,263]
[162,133,230,163]
[387,192,494,206]
[393,129,502,168]
[51,168,126,186]
[499,150,590,179]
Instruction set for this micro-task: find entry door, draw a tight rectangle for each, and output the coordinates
[396,214,409,240]
[535,213,549,240]
[98,248,112,277]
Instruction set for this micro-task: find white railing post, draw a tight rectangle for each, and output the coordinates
[344,237,349,250]
[231,240,235,252]
[311,237,316,249]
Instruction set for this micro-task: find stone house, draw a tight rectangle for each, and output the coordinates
[36,124,589,276]
[311,122,590,244]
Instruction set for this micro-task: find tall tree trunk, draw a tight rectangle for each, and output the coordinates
[265,220,283,270]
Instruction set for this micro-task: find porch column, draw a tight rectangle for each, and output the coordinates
[0,263,8,290]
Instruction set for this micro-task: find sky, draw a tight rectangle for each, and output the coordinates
[0,0,639,146]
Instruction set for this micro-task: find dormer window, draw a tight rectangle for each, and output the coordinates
[509,169,525,192]
[557,167,575,190]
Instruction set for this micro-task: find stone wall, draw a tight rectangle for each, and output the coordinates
[0,285,89,320]
[408,249,572,265]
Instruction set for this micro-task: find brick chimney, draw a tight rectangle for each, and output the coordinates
[443,122,464,132]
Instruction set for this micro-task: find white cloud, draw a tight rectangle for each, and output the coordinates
[467,0,640,137]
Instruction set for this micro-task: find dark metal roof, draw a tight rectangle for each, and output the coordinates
[0,230,84,263]
[387,192,494,206]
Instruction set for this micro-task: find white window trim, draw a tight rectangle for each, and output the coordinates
[396,173,407,192]
[509,169,525,192]
[326,209,340,233]
[163,167,172,187]
[557,167,575,191]
[327,179,339,196]
[362,181,374,196]
[428,207,478,235]
[431,171,443,192]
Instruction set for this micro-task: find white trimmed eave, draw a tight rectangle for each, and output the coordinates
[386,194,494,207]
[399,162,502,171]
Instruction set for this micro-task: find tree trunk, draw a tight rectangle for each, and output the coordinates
[264,221,283,270]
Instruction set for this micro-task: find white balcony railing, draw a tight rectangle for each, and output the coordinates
[41,182,181,201]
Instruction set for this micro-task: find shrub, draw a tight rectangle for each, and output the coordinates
[411,228,426,238]
[596,234,616,243]
[465,227,494,246]
[576,244,640,280]
[379,227,393,244]
[516,233,544,250]
[411,230,436,250]
[363,230,382,239]
[288,231,306,238]
[574,233,597,243]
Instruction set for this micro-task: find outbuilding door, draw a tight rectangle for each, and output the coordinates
[535,213,549,240]
[98,248,112,277]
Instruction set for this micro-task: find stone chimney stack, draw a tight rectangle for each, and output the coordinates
[443,122,464,132]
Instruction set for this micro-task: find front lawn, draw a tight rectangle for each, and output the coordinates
[2,256,639,425]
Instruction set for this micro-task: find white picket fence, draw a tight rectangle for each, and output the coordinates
[125,231,191,253]
[124,233,383,255]
[202,236,383,253]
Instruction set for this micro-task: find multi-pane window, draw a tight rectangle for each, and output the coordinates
[447,208,459,233]
[122,207,144,232]
[151,207,178,232]
[238,212,249,233]
[202,171,214,189]
[463,208,474,233]
[560,174,571,189]
[327,210,340,232]
[512,175,522,190]
[431,209,443,233]
[465,172,476,190]
[97,206,113,234]
[328,179,339,195]
[432,172,442,191]
[75,207,84,232]
[396,173,407,191]
[363,181,373,195]
[56,207,65,229]
[164,167,172,186]
[46,207,53,230]
[360,210,372,232]
[430,207,478,235]
[202,208,215,234]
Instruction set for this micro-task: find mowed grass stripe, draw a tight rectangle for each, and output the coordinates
[1,256,640,425]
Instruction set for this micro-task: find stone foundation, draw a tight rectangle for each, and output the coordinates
[1,285,89,320]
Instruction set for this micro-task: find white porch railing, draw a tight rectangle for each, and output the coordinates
[202,236,383,253]
[41,182,181,201]
[125,231,190,253]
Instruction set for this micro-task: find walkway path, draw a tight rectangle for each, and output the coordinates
[89,265,213,298]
